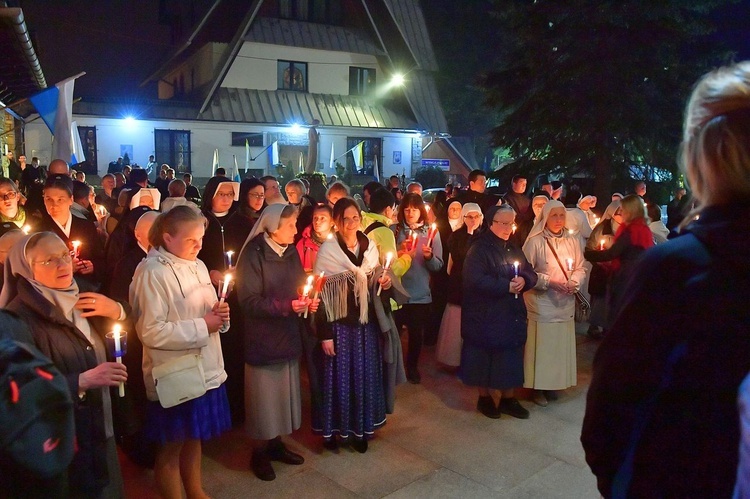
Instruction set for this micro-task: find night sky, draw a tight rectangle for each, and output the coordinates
[16,0,750,102]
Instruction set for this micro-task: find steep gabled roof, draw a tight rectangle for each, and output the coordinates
[0,7,46,117]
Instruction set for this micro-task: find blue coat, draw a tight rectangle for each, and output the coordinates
[461,231,537,350]
[581,203,750,498]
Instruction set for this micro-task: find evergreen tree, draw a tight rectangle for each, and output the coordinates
[482,0,736,199]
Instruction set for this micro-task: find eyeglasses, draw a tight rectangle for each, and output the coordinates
[0,191,18,201]
[464,214,481,220]
[215,191,235,199]
[248,193,265,199]
[32,253,72,267]
[492,220,513,226]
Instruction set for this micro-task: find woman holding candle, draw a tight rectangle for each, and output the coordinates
[314,197,405,453]
[39,175,106,290]
[582,61,750,498]
[198,176,239,286]
[235,203,318,481]
[583,200,622,339]
[461,205,537,418]
[0,231,129,497]
[129,206,231,499]
[224,177,267,254]
[296,203,335,273]
[436,202,483,369]
[584,194,654,331]
[522,200,586,406]
[392,192,444,383]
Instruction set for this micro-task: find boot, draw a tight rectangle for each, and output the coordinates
[351,437,368,454]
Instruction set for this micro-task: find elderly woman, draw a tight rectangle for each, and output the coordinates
[314,198,405,453]
[130,206,231,499]
[582,61,750,498]
[583,200,622,339]
[531,191,550,224]
[0,178,28,233]
[447,200,463,232]
[0,232,128,497]
[392,192,444,383]
[461,205,537,419]
[435,202,483,368]
[235,203,317,481]
[522,200,586,407]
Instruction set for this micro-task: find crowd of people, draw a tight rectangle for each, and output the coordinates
[1,60,749,498]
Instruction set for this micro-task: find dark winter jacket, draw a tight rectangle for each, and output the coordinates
[198,211,233,274]
[6,278,123,496]
[461,231,537,349]
[445,226,479,305]
[581,203,750,498]
[236,234,305,366]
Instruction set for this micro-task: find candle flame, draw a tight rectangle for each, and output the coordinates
[72,241,81,248]
[22,225,31,235]
[226,250,234,257]
[113,324,121,335]
[568,229,574,235]
[306,275,314,286]
[431,222,437,230]
[326,233,334,240]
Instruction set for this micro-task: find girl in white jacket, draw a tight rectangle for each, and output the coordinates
[130,205,230,499]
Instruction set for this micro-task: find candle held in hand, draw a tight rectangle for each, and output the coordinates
[112,325,125,397]
[566,258,573,272]
[71,240,81,260]
[22,225,31,235]
[219,274,232,304]
[600,238,605,251]
[410,232,418,251]
[513,261,520,299]
[226,250,235,269]
[377,251,394,296]
[427,223,438,247]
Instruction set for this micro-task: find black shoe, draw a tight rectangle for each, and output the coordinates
[251,451,276,481]
[543,390,559,402]
[267,441,305,465]
[323,437,338,451]
[499,398,530,419]
[351,438,368,454]
[407,368,421,384]
[477,396,501,419]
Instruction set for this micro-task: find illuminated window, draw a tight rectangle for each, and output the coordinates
[278,61,307,92]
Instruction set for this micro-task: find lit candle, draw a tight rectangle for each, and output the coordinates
[99,206,106,218]
[219,274,232,304]
[299,275,314,317]
[425,204,431,213]
[427,223,438,247]
[568,229,575,235]
[600,238,605,251]
[326,233,334,240]
[377,251,394,296]
[513,261,520,299]
[410,232,418,251]
[594,216,600,225]
[566,258,573,272]
[306,271,326,318]
[112,324,125,398]
[22,225,31,235]
[226,250,235,269]
[512,223,517,234]
[71,240,81,260]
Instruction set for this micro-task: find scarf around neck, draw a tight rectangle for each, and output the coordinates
[313,233,379,324]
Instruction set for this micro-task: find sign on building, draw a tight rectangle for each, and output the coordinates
[421,159,450,171]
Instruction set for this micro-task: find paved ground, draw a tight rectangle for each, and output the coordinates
[122,325,601,498]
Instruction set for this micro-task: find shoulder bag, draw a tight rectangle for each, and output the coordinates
[152,354,206,408]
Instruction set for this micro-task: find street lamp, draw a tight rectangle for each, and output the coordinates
[391,73,406,86]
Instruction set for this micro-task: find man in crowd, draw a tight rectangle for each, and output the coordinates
[406,182,423,196]
[184,173,201,204]
[96,173,118,214]
[504,174,534,245]
[458,169,497,213]
[261,175,285,204]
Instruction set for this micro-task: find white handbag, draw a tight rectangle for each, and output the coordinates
[152,354,207,408]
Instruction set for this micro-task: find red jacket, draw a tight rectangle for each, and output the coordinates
[296,225,322,272]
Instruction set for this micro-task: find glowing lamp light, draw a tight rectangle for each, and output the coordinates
[391,73,406,86]
[289,123,302,133]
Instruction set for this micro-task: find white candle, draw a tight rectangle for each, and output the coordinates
[377,252,394,296]
[306,271,325,318]
[600,238,605,251]
[71,240,81,260]
[513,261,519,299]
[427,223,437,247]
[411,232,418,251]
[566,258,573,272]
[22,225,31,235]
[219,274,232,304]
[301,275,314,317]
[512,223,517,234]
[226,250,234,269]
[112,325,125,397]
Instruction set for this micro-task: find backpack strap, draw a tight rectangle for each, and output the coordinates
[364,221,386,235]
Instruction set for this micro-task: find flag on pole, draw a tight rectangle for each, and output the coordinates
[212,149,219,173]
[270,141,279,167]
[373,154,380,182]
[30,79,77,163]
[232,155,241,182]
[352,141,364,172]
[298,152,304,175]
[70,121,86,165]
[245,139,250,173]
[328,141,335,171]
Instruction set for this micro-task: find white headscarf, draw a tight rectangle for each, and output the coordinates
[129,188,162,210]
[460,203,483,233]
[238,203,289,260]
[526,199,566,240]
[448,201,463,231]
[212,181,241,201]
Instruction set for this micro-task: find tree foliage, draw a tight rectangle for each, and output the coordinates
[482,0,736,198]
[415,165,447,188]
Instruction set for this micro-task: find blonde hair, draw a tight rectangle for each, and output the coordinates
[681,61,750,206]
[148,205,205,249]
[620,194,648,224]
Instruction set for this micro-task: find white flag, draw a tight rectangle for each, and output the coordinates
[245,139,250,173]
[352,141,363,171]
[298,152,304,174]
[271,141,279,167]
[328,141,335,171]
[373,154,379,182]
[51,79,75,164]
[212,149,219,172]
[70,121,85,165]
